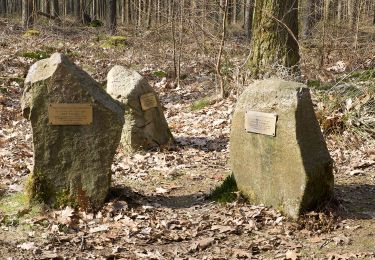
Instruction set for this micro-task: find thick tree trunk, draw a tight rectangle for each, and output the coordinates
[108,0,116,34]
[248,0,300,78]
[22,0,34,29]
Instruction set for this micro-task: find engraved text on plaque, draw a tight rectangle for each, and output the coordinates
[140,93,158,111]
[48,103,93,125]
[245,111,277,136]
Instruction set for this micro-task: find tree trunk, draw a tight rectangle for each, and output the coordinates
[0,0,7,16]
[248,0,300,78]
[301,0,317,39]
[108,0,116,34]
[349,0,359,29]
[245,0,254,40]
[232,0,237,24]
[51,0,60,22]
[75,0,81,22]
[22,0,34,29]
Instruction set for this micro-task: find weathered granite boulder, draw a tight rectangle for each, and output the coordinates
[21,53,124,209]
[106,65,174,153]
[230,79,334,219]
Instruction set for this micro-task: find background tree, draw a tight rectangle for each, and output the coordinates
[107,0,117,34]
[244,0,254,40]
[22,0,34,29]
[248,0,300,78]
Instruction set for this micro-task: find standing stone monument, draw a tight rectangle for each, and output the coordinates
[230,79,334,219]
[107,65,174,153]
[21,53,124,209]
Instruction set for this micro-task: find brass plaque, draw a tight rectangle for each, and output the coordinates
[245,111,277,136]
[140,93,158,111]
[48,103,93,125]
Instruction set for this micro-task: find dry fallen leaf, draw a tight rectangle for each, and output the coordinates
[89,224,109,233]
[285,250,299,260]
[17,242,36,251]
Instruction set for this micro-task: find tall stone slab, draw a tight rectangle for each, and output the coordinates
[21,53,124,209]
[107,65,174,154]
[230,79,334,219]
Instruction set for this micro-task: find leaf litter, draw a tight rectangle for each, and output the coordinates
[0,22,375,259]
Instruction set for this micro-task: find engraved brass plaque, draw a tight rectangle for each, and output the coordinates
[245,111,277,136]
[48,103,93,125]
[140,93,158,111]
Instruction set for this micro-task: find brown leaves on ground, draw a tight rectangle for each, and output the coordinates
[1,21,375,259]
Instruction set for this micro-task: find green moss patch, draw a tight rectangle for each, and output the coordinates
[210,174,238,203]
[191,97,211,111]
[153,70,168,78]
[0,192,42,226]
[20,50,50,60]
[101,36,127,49]
[90,20,104,27]
[348,69,375,81]
[23,29,40,37]
[25,171,52,204]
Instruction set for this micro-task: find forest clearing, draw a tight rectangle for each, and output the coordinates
[0,0,375,259]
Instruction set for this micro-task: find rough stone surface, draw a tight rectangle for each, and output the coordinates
[21,53,124,209]
[230,79,334,219]
[107,65,174,153]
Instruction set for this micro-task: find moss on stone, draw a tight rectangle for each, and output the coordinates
[25,171,52,204]
[55,189,75,208]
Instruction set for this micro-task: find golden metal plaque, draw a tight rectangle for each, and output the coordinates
[140,93,158,111]
[48,103,93,125]
[245,111,277,136]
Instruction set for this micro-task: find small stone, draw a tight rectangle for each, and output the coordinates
[107,65,174,154]
[230,79,334,219]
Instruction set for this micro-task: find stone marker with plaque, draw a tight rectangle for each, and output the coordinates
[107,65,174,154]
[230,79,334,219]
[21,53,124,209]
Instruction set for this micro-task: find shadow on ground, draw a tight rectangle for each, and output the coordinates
[109,186,208,209]
[334,184,375,219]
[175,136,229,152]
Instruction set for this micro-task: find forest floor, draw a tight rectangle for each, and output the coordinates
[0,20,375,259]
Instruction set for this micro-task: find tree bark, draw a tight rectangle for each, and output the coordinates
[51,0,60,23]
[0,0,7,16]
[22,0,34,29]
[245,0,254,40]
[108,0,117,34]
[248,0,300,78]
[301,0,317,39]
